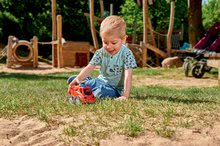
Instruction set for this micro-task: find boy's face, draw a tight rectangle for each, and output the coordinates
[101,31,126,56]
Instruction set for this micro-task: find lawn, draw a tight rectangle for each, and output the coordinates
[0,67,220,145]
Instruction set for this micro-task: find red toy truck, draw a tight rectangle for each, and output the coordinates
[68,85,96,104]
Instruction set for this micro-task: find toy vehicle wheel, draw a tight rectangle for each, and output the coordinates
[68,96,81,104]
[192,64,205,78]
[183,61,190,77]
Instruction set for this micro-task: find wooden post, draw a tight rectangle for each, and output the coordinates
[110,4,114,15]
[100,0,104,18]
[57,15,63,68]
[6,36,13,68]
[33,36,38,68]
[140,41,146,67]
[180,18,184,41]
[89,0,99,50]
[167,0,175,57]
[52,0,57,67]
[142,0,148,67]
[148,17,160,65]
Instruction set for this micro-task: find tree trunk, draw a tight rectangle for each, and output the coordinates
[188,0,204,47]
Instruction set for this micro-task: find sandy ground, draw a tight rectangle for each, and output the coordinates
[0,115,220,146]
[0,62,82,75]
[1,62,220,146]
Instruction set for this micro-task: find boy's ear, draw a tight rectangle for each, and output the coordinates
[122,35,128,44]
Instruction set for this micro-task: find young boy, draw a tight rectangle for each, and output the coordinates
[68,15,137,100]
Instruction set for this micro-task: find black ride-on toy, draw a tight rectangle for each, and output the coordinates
[181,22,220,78]
[183,57,212,78]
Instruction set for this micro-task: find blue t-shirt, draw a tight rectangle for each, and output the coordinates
[89,45,137,93]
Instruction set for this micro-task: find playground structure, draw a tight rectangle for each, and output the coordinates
[87,0,178,67]
[6,36,38,68]
[1,0,182,68]
[2,0,91,68]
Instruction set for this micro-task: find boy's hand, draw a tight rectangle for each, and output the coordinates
[115,96,128,101]
[69,79,79,86]
[68,79,79,94]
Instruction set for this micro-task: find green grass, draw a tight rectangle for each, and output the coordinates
[0,68,220,144]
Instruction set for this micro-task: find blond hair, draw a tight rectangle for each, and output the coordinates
[100,15,126,38]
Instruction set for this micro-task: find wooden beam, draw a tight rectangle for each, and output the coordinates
[33,36,38,68]
[143,43,167,58]
[143,0,148,44]
[148,16,160,65]
[52,0,57,67]
[89,0,99,50]
[166,0,175,57]
[57,15,63,68]
[100,0,104,18]
[110,4,114,15]
[204,53,220,58]
[143,0,148,67]
[6,36,13,68]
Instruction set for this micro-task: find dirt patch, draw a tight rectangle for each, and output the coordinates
[0,116,220,146]
[0,62,82,75]
[133,75,219,88]
[0,116,65,146]
[1,63,220,145]
[100,124,220,146]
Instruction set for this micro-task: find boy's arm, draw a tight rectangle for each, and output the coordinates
[116,68,133,100]
[69,64,96,86]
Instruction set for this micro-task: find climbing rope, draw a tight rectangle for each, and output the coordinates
[38,38,66,45]
[38,40,58,45]
[0,45,8,60]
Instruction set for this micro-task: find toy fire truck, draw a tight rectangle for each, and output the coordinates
[68,85,96,104]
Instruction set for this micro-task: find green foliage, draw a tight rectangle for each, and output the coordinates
[119,0,187,37]
[202,0,220,29]
[149,0,187,32]
[0,0,92,44]
[120,0,143,35]
[0,0,52,42]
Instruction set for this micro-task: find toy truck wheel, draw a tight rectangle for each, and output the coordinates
[68,96,81,104]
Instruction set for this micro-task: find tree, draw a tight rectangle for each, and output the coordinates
[202,0,220,29]
[188,0,204,47]
[120,0,143,43]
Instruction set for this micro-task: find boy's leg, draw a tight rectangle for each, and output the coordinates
[84,78,120,98]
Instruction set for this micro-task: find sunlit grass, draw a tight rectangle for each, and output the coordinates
[0,68,220,144]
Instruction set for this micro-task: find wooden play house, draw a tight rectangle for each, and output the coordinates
[62,41,91,67]
[51,0,91,68]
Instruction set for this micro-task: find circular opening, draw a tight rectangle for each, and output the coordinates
[15,45,31,58]
[13,41,33,62]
